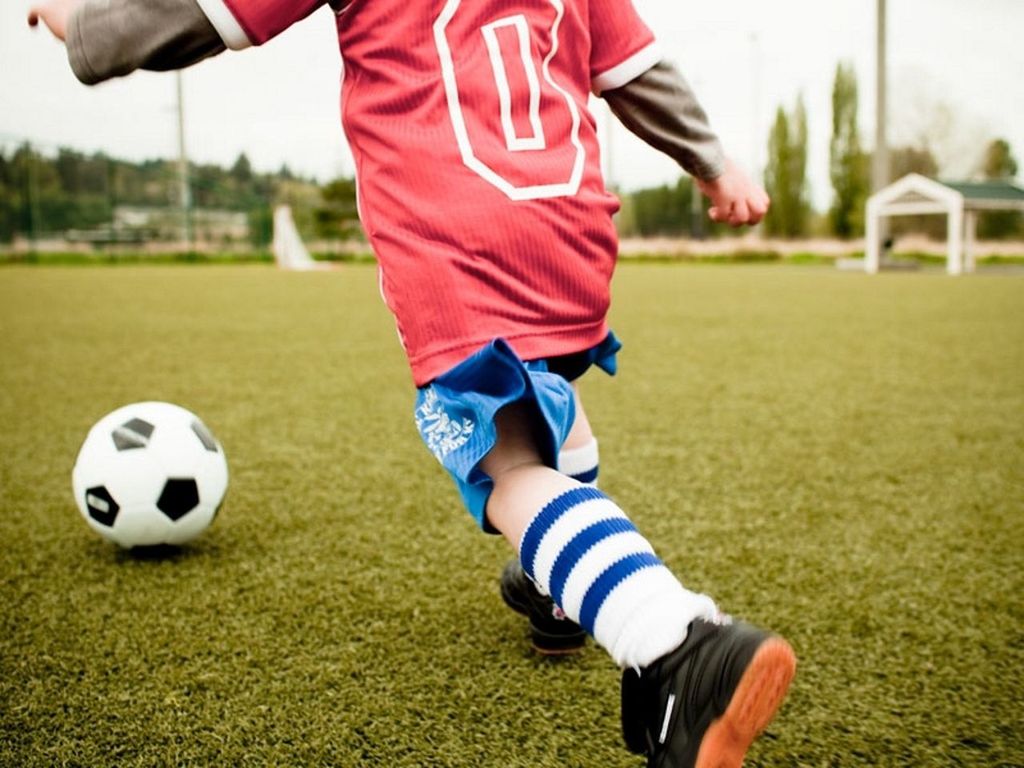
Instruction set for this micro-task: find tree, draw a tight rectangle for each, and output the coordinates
[0,151,15,242]
[889,145,939,181]
[627,179,693,237]
[616,176,729,239]
[230,153,253,184]
[763,96,809,238]
[9,143,68,238]
[828,62,869,238]
[314,177,361,240]
[980,138,1018,180]
[977,138,1022,240]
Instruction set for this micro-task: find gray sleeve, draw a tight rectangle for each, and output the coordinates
[66,0,225,85]
[602,60,725,181]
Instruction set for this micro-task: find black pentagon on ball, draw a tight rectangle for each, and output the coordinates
[85,485,120,527]
[157,478,200,521]
[112,418,155,451]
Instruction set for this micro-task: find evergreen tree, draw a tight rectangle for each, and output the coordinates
[763,96,809,238]
[230,153,253,184]
[828,62,869,238]
[315,177,361,240]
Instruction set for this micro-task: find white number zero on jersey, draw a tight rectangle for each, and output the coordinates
[433,0,586,201]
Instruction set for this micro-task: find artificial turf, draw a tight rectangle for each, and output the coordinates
[0,263,1021,767]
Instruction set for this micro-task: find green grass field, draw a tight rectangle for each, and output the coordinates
[1,264,1022,767]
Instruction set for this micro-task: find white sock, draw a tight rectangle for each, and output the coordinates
[519,485,718,669]
[558,438,599,485]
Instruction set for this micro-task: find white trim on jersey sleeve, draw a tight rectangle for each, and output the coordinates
[591,41,663,95]
[194,0,252,50]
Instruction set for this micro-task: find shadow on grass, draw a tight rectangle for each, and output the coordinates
[106,540,222,564]
[122,544,187,562]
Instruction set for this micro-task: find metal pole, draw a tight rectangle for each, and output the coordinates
[176,72,193,249]
[872,0,889,193]
[750,32,762,180]
[871,0,890,262]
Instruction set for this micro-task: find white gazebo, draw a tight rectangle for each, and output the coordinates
[865,174,1024,275]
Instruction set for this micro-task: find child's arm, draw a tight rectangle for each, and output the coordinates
[29,0,329,86]
[29,0,225,84]
[586,0,768,227]
[602,62,769,227]
[603,61,724,182]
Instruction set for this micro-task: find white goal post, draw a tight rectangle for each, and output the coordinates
[272,205,333,271]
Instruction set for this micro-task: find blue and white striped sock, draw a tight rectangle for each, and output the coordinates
[557,438,600,485]
[519,486,718,669]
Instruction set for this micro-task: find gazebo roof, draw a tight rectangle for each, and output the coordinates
[870,174,1024,213]
[941,180,1024,204]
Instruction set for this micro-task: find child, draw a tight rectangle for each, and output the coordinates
[30,0,793,764]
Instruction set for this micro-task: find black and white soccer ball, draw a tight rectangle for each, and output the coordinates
[72,402,228,548]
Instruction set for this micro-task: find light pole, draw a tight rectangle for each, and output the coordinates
[872,0,889,194]
[176,71,193,249]
[871,0,890,260]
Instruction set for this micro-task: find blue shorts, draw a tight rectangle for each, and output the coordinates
[414,334,620,532]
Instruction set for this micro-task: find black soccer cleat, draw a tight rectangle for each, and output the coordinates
[499,560,587,655]
[621,618,796,768]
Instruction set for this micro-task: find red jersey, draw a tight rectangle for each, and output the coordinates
[207,0,660,385]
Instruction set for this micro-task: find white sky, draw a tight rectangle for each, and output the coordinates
[2,0,1022,210]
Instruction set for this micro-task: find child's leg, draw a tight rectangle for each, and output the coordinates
[499,385,595,655]
[484,401,580,546]
[483,401,717,670]
[420,338,794,765]
[485,401,796,768]
[557,383,600,485]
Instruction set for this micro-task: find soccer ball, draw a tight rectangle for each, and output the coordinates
[72,402,228,548]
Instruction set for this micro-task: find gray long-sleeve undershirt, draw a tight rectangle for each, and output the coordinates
[602,61,725,181]
[68,0,225,85]
[66,0,724,181]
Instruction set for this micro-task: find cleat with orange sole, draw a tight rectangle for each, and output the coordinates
[622,618,796,768]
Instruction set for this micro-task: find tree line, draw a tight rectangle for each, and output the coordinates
[0,145,358,246]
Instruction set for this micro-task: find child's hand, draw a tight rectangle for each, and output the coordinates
[696,159,770,228]
[28,0,81,41]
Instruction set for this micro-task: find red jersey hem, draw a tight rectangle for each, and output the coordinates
[409,322,610,388]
